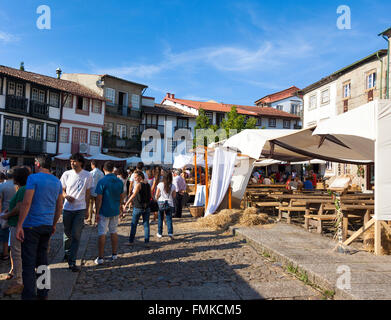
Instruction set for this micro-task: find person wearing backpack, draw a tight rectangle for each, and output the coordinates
[155,170,176,240]
[125,170,151,245]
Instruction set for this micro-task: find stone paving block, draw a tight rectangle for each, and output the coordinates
[233,280,318,300]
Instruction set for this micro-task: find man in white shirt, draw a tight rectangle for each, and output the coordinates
[173,169,186,218]
[60,153,93,272]
[87,160,105,226]
[128,162,148,197]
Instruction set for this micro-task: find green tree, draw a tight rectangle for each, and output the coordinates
[220,106,257,136]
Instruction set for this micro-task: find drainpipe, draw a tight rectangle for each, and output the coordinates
[376,52,384,99]
[382,35,390,99]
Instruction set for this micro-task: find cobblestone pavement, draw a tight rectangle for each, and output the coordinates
[0,210,325,300]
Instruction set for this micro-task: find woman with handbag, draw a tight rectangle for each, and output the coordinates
[155,170,176,240]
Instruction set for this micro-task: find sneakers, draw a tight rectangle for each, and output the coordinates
[156,233,162,238]
[109,254,118,262]
[94,257,104,265]
[63,255,69,262]
[168,234,174,240]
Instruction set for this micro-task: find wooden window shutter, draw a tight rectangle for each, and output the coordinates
[343,100,348,113]
[368,89,374,102]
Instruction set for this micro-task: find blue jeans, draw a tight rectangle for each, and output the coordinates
[63,209,85,266]
[129,207,150,243]
[158,205,174,235]
[21,225,52,300]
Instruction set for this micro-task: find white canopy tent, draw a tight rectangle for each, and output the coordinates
[173,153,213,169]
[86,153,126,161]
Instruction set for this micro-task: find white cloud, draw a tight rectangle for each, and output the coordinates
[0,31,19,43]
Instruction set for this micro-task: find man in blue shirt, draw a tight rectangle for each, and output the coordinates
[303,177,314,191]
[94,161,125,265]
[16,155,63,300]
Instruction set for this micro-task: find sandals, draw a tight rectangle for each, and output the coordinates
[6,273,13,280]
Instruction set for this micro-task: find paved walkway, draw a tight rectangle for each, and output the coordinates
[233,223,391,300]
[0,210,323,300]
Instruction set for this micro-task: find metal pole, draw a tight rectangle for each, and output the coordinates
[204,146,209,212]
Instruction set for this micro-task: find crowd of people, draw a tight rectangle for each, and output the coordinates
[250,168,319,191]
[0,153,188,300]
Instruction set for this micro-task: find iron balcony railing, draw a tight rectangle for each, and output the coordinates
[1,136,46,154]
[29,100,49,119]
[140,124,165,136]
[103,136,141,151]
[105,104,142,120]
[5,95,28,114]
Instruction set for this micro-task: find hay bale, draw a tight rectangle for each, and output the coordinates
[196,207,269,231]
[196,209,242,231]
[243,207,258,216]
[362,225,391,254]
[239,213,268,227]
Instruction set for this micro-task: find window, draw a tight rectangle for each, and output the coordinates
[4,118,22,137]
[76,97,89,112]
[59,127,70,143]
[321,88,330,105]
[105,88,115,104]
[92,100,102,113]
[177,118,189,129]
[256,117,262,126]
[63,94,73,108]
[104,122,114,135]
[0,78,2,95]
[129,126,138,138]
[205,111,213,124]
[367,72,376,90]
[90,131,100,146]
[7,81,15,95]
[47,125,56,142]
[326,162,333,170]
[131,94,140,109]
[309,94,317,110]
[16,83,24,97]
[116,124,127,138]
[290,104,300,115]
[343,83,351,98]
[283,120,291,129]
[268,118,276,127]
[276,105,283,111]
[32,88,46,103]
[28,122,43,140]
[49,92,60,107]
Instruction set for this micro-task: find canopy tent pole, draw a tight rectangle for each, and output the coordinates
[228,186,232,209]
[204,146,209,212]
[194,151,198,194]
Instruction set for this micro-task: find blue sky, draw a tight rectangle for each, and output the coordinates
[0,0,390,105]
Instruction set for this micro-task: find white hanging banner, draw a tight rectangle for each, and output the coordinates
[205,148,237,216]
[375,100,391,221]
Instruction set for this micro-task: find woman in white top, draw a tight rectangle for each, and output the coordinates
[155,170,176,239]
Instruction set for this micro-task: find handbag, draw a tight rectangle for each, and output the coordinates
[150,199,159,212]
[158,200,171,211]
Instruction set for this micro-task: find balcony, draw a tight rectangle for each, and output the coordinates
[103,136,141,151]
[5,95,28,115]
[105,104,142,120]
[2,136,25,153]
[2,136,46,154]
[140,124,165,137]
[30,100,49,119]
[174,126,190,132]
[26,139,45,153]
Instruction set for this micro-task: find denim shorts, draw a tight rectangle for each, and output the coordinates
[98,215,119,236]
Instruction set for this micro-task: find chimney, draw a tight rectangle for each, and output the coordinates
[171,93,175,99]
[56,67,62,79]
[166,93,175,99]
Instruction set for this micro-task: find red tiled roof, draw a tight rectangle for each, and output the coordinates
[162,95,300,119]
[143,104,196,117]
[0,65,105,100]
[255,86,301,105]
